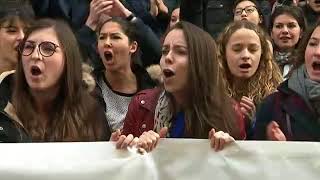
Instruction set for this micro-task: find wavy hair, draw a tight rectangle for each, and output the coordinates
[217,21,282,105]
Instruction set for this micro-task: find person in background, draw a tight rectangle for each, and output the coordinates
[92,17,156,132]
[254,22,320,141]
[179,0,271,38]
[0,0,34,74]
[169,7,180,28]
[30,0,162,70]
[301,0,320,27]
[233,0,268,29]
[122,21,246,152]
[270,5,306,77]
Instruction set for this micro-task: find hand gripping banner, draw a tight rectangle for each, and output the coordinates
[0,139,320,180]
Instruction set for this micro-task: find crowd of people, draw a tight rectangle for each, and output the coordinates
[0,0,319,152]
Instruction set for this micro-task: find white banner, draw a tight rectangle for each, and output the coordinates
[0,140,320,180]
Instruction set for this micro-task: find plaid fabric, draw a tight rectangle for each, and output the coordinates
[254,80,320,141]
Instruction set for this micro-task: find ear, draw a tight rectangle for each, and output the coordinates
[299,29,303,39]
[259,15,263,24]
[129,41,138,54]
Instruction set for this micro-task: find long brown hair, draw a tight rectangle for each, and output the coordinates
[217,21,282,105]
[166,21,241,139]
[13,19,106,142]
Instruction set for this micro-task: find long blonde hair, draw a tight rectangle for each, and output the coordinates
[217,21,282,105]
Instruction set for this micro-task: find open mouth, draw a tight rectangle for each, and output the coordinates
[104,51,113,61]
[239,63,251,69]
[30,65,42,76]
[312,62,320,71]
[315,0,320,4]
[162,69,175,78]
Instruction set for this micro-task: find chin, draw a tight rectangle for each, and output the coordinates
[28,85,46,92]
[310,76,320,83]
[236,73,255,80]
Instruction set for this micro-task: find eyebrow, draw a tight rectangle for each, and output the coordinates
[274,21,298,24]
[309,37,320,41]
[235,5,256,10]
[163,44,187,48]
[2,25,18,28]
[99,32,122,36]
[231,43,260,48]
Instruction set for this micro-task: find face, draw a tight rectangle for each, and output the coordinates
[97,21,137,72]
[308,0,320,13]
[271,14,302,51]
[0,18,26,64]
[304,26,320,82]
[234,1,260,25]
[226,28,262,79]
[169,8,180,28]
[22,28,65,92]
[160,29,188,94]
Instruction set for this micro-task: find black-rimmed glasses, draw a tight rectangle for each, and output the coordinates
[234,6,257,16]
[21,41,59,57]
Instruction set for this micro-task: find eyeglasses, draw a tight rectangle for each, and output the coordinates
[21,41,59,57]
[234,6,257,16]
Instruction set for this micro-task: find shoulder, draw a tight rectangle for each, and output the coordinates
[0,71,15,111]
[132,64,157,90]
[131,88,162,111]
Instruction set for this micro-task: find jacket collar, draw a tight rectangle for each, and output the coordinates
[278,80,320,137]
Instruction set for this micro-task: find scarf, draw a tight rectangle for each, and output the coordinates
[274,51,292,77]
[153,91,173,137]
[288,65,320,121]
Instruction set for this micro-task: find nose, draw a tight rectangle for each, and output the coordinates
[163,50,174,65]
[241,11,247,17]
[104,37,112,48]
[30,45,43,60]
[281,26,289,34]
[15,30,25,45]
[313,45,320,57]
[240,48,250,60]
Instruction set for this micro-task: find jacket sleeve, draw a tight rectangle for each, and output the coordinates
[91,101,111,141]
[122,95,141,137]
[180,0,206,29]
[131,18,161,67]
[253,94,277,140]
[75,25,105,70]
[233,101,247,140]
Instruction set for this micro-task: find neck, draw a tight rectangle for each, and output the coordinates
[275,47,293,53]
[171,90,187,112]
[31,86,59,114]
[231,77,250,100]
[104,66,137,94]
